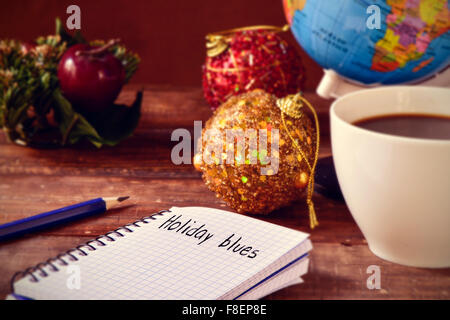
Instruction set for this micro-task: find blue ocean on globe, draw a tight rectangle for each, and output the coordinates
[284,0,450,85]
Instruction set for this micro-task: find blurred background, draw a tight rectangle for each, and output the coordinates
[0,0,323,90]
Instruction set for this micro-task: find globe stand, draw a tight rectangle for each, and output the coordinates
[317,68,450,99]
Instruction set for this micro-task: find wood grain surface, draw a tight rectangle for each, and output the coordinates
[0,85,448,300]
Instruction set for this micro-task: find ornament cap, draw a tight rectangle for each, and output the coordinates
[276,92,304,119]
[205,34,229,57]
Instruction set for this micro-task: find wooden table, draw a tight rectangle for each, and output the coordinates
[0,85,448,300]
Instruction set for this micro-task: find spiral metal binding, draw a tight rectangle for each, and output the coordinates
[10,209,170,295]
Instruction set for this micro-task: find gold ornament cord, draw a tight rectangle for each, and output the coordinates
[277,93,320,229]
[205,25,290,57]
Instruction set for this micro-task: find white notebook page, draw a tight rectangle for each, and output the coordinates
[13,207,310,300]
[238,258,309,300]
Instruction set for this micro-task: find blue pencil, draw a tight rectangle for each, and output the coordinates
[0,196,129,242]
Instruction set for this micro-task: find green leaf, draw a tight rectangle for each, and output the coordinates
[84,91,143,146]
[55,17,71,44]
[8,102,29,127]
[40,72,51,89]
[72,30,86,44]
[55,17,85,46]
[52,88,143,148]
[67,114,104,148]
[52,89,102,147]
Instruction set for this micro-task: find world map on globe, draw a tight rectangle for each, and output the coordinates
[283,0,450,85]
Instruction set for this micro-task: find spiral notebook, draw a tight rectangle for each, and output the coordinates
[8,207,312,300]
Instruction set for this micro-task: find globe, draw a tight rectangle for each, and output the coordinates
[283,0,450,86]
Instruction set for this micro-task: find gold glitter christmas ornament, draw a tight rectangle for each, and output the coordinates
[195,90,320,228]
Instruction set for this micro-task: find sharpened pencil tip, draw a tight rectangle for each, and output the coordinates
[117,196,130,202]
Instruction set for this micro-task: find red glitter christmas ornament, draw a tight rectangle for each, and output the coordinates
[202,25,305,110]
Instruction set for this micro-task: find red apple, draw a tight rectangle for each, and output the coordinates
[57,43,126,112]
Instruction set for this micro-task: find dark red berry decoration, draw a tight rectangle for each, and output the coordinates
[202,25,305,110]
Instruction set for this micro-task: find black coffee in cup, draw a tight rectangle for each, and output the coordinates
[354,114,450,140]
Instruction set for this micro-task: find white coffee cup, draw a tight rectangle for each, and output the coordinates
[330,86,450,268]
